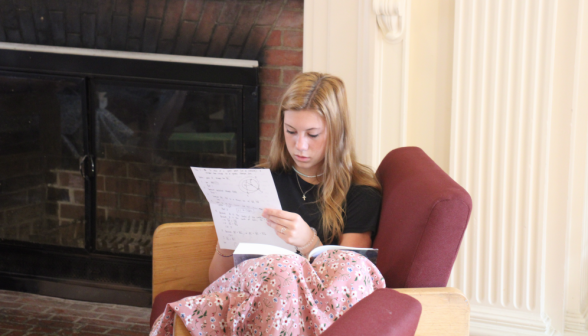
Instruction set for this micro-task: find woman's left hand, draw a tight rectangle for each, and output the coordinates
[262,208,314,248]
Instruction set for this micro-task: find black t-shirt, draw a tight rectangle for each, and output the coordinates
[271,169,382,244]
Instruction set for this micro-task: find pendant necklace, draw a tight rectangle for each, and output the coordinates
[295,173,316,201]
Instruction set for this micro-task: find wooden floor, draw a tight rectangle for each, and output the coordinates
[0,290,151,336]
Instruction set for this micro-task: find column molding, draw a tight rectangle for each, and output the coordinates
[565,0,588,333]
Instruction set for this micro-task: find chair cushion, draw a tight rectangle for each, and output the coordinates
[321,288,421,336]
[150,290,200,328]
[374,147,472,288]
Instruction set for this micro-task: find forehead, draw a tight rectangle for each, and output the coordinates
[283,109,325,128]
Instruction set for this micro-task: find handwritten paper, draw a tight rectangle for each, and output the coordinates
[191,167,295,251]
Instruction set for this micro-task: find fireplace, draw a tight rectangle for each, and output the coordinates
[0,45,259,306]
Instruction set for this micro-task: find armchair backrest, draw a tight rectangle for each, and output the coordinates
[373,147,472,288]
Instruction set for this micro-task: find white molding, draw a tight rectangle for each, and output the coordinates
[450,0,563,333]
[565,0,588,333]
[0,41,258,68]
[355,0,378,168]
[373,0,407,43]
[398,0,410,149]
[566,311,588,333]
[470,305,552,336]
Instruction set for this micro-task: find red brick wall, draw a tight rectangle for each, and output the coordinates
[258,0,303,160]
[0,154,46,243]
[0,153,86,248]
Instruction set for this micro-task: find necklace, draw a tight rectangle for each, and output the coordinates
[295,173,316,201]
[292,166,323,178]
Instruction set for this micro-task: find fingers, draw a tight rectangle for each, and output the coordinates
[266,218,288,232]
[262,208,308,244]
[267,215,290,228]
[262,208,297,221]
[265,219,288,238]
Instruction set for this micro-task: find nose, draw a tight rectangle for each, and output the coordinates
[295,135,308,151]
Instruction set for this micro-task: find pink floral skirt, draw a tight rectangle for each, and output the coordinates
[150,250,386,336]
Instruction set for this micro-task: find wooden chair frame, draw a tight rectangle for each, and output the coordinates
[153,222,470,336]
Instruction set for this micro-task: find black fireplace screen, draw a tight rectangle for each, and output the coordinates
[0,49,259,306]
[93,82,243,255]
[0,73,87,248]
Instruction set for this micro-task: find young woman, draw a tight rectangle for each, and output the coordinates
[150,72,385,336]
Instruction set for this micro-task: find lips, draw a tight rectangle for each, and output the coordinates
[295,155,310,162]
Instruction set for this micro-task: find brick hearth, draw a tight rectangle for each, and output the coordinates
[0,290,152,336]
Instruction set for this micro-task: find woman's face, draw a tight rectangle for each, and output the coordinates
[283,109,328,176]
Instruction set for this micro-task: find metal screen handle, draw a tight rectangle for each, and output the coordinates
[79,155,95,179]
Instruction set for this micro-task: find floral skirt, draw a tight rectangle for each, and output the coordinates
[150,250,386,336]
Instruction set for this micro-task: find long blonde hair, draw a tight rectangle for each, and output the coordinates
[261,72,381,244]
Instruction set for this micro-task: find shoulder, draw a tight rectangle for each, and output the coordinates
[346,184,382,202]
[270,168,292,180]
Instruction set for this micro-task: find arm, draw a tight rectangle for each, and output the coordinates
[338,232,372,248]
[208,244,235,284]
[262,210,374,256]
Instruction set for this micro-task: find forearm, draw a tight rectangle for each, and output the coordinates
[298,236,322,257]
[208,244,235,283]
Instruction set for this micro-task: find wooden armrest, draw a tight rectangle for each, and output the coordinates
[153,223,469,335]
[395,287,469,335]
[152,222,217,300]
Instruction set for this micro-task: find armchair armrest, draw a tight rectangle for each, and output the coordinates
[153,222,217,300]
[396,287,469,335]
[153,223,470,336]
[320,288,422,336]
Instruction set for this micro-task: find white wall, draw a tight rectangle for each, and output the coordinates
[406,0,454,172]
[303,0,410,170]
[304,0,588,335]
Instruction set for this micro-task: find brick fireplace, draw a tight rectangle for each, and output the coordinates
[0,0,303,307]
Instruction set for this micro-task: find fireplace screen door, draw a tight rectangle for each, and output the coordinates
[0,72,243,254]
[0,48,258,306]
[0,72,88,248]
[91,81,240,256]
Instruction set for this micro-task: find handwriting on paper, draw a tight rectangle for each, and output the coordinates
[191,168,294,251]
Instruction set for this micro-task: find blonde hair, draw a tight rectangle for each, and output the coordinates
[260,72,381,244]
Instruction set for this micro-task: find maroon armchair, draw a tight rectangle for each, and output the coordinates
[151,147,472,335]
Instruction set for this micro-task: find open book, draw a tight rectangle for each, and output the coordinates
[233,243,378,266]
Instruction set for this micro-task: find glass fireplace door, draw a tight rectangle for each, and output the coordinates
[92,81,241,256]
[0,72,87,248]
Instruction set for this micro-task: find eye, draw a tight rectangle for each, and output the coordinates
[308,133,319,138]
[286,130,296,135]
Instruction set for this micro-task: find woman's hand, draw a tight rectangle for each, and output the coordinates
[262,208,315,248]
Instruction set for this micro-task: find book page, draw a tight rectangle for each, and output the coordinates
[308,245,379,264]
[233,243,297,266]
[191,167,295,251]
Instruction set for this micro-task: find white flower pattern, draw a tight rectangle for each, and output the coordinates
[150,251,384,336]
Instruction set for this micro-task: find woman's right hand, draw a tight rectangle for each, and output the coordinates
[261,208,319,254]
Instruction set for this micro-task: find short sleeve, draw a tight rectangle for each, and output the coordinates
[343,185,382,238]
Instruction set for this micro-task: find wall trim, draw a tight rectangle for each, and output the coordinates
[470,306,553,336]
[566,311,588,333]
[0,41,258,68]
[565,0,588,333]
